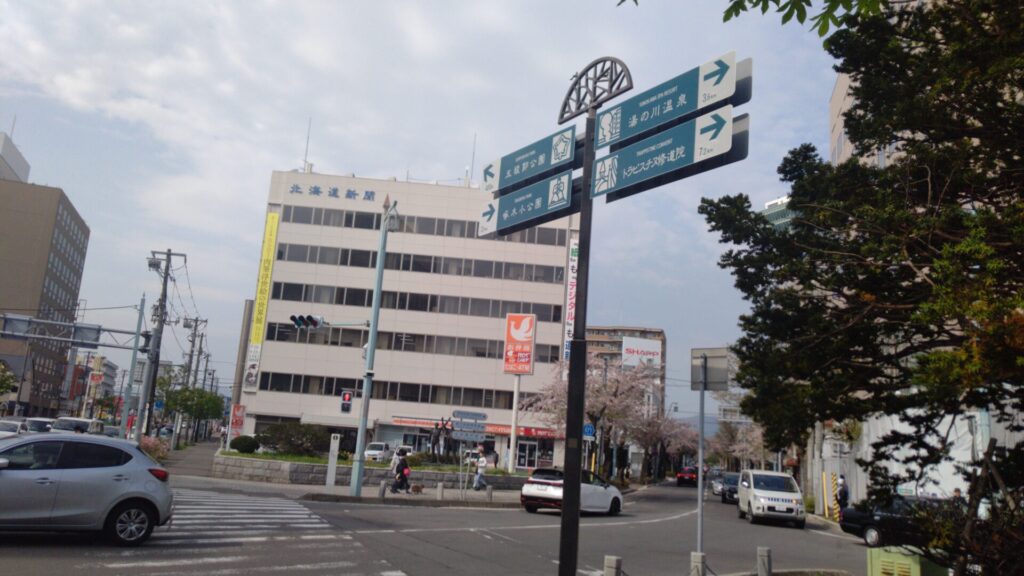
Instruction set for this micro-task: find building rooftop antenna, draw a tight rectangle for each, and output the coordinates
[468,132,477,187]
[302,117,312,173]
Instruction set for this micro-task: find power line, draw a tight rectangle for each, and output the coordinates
[1,304,139,313]
[181,260,202,317]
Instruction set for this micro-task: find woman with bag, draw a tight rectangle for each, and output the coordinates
[391,449,411,494]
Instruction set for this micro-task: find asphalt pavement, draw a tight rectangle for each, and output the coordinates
[1,480,868,576]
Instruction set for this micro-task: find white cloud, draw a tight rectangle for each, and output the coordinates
[0,0,839,382]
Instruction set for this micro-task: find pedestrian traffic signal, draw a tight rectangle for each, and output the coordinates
[341,390,353,413]
[289,314,327,330]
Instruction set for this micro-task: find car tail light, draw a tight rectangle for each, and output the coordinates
[149,468,169,482]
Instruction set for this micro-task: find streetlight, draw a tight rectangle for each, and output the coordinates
[350,197,399,497]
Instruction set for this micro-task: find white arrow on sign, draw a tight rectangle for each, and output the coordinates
[479,200,497,236]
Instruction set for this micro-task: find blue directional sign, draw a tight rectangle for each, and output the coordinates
[452,421,487,432]
[482,126,576,195]
[479,170,573,236]
[596,52,735,149]
[452,410,488,421]
[583,423,595,440]
[591,106,733,198]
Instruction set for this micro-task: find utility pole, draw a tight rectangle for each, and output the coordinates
[192,333,205,388]
[120,294,145,438]
[133,249,186,441]
[351,198,399,497]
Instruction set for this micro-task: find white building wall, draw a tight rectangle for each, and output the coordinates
[241,171,575,468]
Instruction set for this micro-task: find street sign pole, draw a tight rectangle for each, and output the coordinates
[698,353,707,554]
[559,106,596,576]
[508,373,521,473]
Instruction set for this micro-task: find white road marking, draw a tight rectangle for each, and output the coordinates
[91,555,249,568]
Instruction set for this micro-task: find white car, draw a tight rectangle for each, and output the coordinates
[363,442,392,463]
[736,469,805,528]
[51,417,105,435]
[520,468,622,516]
[24,418,55,433]
[0,420,27,439]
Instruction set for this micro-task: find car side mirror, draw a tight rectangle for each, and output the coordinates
[0,458,8,470]
[741,481,750,488]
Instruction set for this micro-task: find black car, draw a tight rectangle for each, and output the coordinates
[839,496,938,547]
[720,472,739,504]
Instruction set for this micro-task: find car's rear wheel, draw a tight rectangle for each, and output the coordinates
[524,505,538,514]
[106,501,156,546]
[863,526,882,547]
[608,498,621,516]
[794,519,805,529]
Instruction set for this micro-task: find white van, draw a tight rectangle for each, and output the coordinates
[736,469,806,528]
[50,417,105,435]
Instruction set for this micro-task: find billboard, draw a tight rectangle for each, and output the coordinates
[242,211,279,390]
[622,337,662,367]
[504,313,536,375]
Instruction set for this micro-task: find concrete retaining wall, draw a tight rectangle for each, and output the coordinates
[213,452,527,489]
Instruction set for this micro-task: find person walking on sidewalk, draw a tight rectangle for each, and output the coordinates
[391,449,411,494]
[473,446,488,491]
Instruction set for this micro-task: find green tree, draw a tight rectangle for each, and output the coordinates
[701,1,1022,572]
[0,363,15,396]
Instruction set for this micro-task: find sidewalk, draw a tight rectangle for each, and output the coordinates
[171,471,524,508]
[162,439,220,477]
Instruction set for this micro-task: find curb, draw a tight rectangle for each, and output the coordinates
[300,492,521,509]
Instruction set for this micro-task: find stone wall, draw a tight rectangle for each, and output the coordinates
[213,453,527,490]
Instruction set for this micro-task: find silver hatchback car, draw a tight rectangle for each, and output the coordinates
[0,433,173,545]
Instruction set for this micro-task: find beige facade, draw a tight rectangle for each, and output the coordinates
[0,180,89,417]
[240,171,576,469]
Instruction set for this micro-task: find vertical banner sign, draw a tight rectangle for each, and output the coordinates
[242,212,280,389]
[504,314,536,375]
[562,238,580,362]
[229,404,246,440]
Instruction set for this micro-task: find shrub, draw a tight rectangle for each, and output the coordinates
[230,435,260,454]
[338,450,350,461]
[405,453,425,468]
[260,422,329,456]
[139,437,170,462]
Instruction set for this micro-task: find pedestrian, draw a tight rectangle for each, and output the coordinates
[951,487,966,507]
[391,449,411,494]
[388,448,401,477]
[473,446,488,491]
[837,475,850,519]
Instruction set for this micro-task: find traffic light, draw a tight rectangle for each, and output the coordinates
[341,390,353,413]
[289,314,327,330]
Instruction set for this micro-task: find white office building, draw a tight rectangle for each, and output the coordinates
[237,170,577,469]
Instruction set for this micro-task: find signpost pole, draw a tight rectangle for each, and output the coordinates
[697,353,707,553]
[558,107,596,576]
[509,374,521,473]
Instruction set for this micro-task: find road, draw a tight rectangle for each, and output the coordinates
[2,483,867,576]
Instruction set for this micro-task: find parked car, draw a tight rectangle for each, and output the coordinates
[520,468,623,516]
[711,476,725,495]
[736,469,805,528]
[24,418,55,433]
[676,466,698,487]
[0,420,28,439]
[51,417,104,435]
[0,433,173,545]
[102,426,123,439]
[721,472,740,504]
[840,496,936,547]
[396,444,416,456]
[364,442,392,462]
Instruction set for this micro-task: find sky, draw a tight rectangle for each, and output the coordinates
[0,1,837,417]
